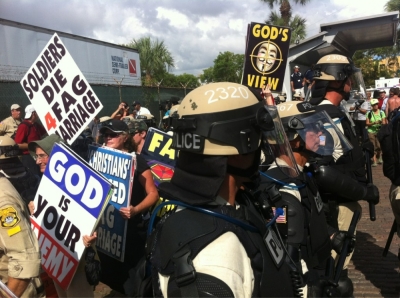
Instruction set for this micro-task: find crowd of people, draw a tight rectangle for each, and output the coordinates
[0,53,398,298]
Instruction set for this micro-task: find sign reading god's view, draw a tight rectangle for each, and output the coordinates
[87,145,135,262]
[30,143,113,290]
[242,23,291,91]
[20,33,103,145]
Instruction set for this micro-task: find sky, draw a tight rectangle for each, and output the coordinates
[0,0,393,76]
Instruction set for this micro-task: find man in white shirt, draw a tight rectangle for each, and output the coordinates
[132,101,151,116]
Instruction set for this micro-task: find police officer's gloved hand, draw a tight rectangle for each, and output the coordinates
[362,140,374,157]
[364,183,379,205]
[331,231,355,255]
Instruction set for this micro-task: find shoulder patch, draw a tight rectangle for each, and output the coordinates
[0,206,20,228]
[264,227,285,268]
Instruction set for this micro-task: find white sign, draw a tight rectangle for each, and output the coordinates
[20,33,103,144]
[31,143,112,290]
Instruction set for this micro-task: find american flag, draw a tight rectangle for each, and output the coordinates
[272,207,287,224]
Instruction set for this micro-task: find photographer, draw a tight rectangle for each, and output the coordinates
[350,91,372,141]
[366,98,387,166]
[111,101,129,120]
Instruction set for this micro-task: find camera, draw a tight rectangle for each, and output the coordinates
[354,99,365,109]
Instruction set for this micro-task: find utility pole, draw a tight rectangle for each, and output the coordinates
[113,75,125,102]
[157,79,163,123]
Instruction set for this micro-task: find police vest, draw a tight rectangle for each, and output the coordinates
[148,190,296,298]
[255,168,331,269]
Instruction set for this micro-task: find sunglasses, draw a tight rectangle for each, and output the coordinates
[103,132,121,138]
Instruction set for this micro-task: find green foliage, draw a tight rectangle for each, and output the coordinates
[212,52,245,83]
[385,0,400,12]
[199,67,214,84]
[261,0,310,43]
[123,36,175,86]
[352,50,396,87]
[266,13,307,43]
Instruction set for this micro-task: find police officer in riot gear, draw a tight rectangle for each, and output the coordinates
[309,54,379,296]
[256,102,355,297]
[147,82,297,297]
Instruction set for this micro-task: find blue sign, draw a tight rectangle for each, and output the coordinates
[87,145,135,262]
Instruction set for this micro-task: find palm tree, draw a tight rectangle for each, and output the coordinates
[124,37,175,86]
[260,0,311,27]
[384,0,400,12]
[266,12,307,43]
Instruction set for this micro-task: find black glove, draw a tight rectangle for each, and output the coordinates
[331,231,356,255]
[364,183,379,205]
[362,140,375,157]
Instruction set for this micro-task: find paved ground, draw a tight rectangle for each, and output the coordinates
[93,165,400,297]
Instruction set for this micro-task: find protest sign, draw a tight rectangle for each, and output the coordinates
[87,145,135,262]
[141,128,176,217]
[242,23,291,91]
[30,143,112,290]
[20,33,103,144]
[141,128,176,167]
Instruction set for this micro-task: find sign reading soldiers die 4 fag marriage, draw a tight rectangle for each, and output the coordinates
[20,33,103,144]
[30,143,113,290]
[242,23,291,91]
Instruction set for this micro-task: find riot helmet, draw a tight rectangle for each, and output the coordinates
[171,82,271,155]
[162,104,180,132]
[311,54,366,104]
[0,136,21,159]
[277,102,352,157]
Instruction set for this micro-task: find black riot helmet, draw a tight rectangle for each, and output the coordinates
[170,82,274,155]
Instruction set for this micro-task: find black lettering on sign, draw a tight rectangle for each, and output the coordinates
[32,194,48,218]
[61,91,77,114]
[264,228,284,268]
[59,125,71,142]
[71,75,87,96]
[77,103,90,124]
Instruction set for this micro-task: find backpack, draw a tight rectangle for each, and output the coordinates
[367,110,384,120]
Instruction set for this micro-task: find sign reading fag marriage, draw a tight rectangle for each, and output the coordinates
[20,33,103,145]
[87,145,135,262]
[30,143,113,290]
[242,23,291,91]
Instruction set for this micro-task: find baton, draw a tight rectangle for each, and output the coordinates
[383,219,397,257]
[334,210,360,284]
[362,128,376,221]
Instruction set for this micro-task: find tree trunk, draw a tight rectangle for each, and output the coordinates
[280,0,291,27]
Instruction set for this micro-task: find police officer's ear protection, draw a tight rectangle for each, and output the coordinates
[313,63,354,81]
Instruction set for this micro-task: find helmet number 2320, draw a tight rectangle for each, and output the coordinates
[205,86,249,104]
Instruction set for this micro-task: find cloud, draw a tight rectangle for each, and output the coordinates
[0,0,391,76]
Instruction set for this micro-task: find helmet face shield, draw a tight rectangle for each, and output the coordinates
[262,105,300,178]
[294,110,353,156]
[349,71,367,100]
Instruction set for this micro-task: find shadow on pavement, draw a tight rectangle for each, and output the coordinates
[351,231,400,297]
